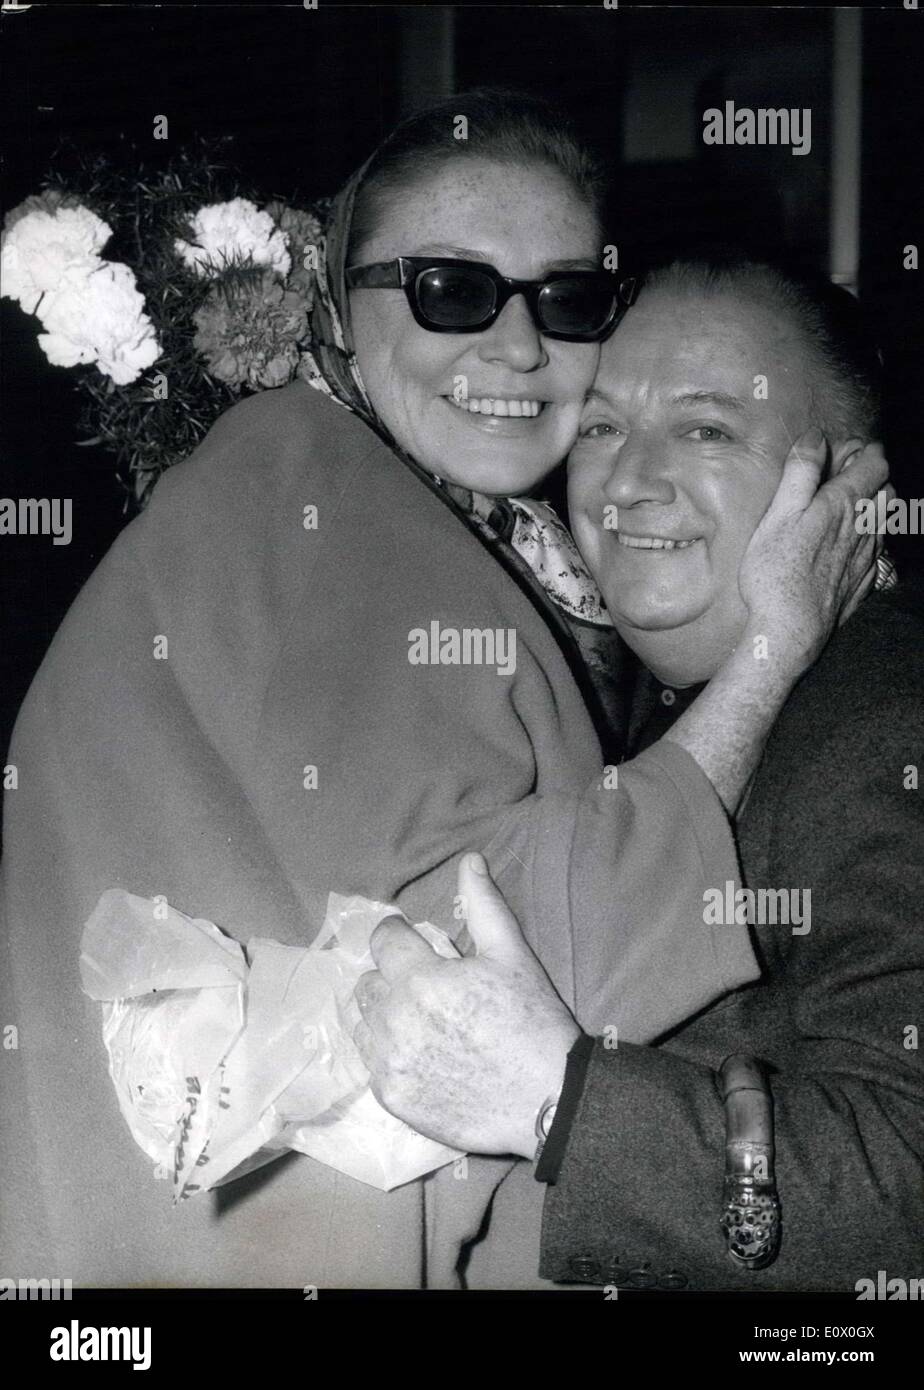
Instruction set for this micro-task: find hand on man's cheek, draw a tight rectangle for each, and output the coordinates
[352,854,580,1159]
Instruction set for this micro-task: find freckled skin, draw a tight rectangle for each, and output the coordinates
[567,289,830,686]
[348,158,602,496]
[356,860,580,1159]
[377,962,554,1144]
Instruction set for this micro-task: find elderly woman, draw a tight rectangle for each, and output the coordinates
[0,91,884,1288]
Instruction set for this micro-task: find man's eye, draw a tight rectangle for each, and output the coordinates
[579,422,622,440]
[688,425,730,442]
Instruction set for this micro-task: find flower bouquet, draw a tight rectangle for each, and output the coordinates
[1,138,325,508]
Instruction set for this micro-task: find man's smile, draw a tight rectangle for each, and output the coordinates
[615,532,702,551]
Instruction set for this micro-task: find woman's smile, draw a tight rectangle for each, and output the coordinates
[442,392,550,436]
[444,394,546,418]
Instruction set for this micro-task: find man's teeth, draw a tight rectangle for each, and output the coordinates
[448,396,544,417]
[616,534,698,550]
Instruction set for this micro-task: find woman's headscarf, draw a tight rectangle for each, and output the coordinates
[298,155,381,427]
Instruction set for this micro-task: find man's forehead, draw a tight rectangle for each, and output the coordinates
[592,290,805,406]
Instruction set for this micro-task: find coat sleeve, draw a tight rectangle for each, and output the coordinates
[538,700,924,1291]
[470,738,757,1044]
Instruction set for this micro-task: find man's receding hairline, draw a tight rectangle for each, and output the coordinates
[638,270,871,443]
[630,280,819,409]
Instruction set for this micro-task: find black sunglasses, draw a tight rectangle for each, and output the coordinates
[345,256,638,342]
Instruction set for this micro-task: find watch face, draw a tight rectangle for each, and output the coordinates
[540,1102,558,1139]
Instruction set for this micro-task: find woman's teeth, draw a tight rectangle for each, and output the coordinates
[447,396,544,418]
[616,534,698,550]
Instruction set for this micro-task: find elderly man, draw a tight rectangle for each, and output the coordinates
[354,257,924,1291]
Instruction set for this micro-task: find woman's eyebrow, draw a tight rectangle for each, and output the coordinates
[413,243,490,260]
[411,243,598,272]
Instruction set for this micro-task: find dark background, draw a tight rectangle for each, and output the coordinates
[2,3,922,762]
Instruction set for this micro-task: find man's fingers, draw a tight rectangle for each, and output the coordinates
[352,1015,375,1066]
[765,427,827,517]
[456,853,535,966]
[838,559,879,627]
[370,915,438,982]
[873,489,892,561]
[828,440,889,502]
[354,968,389,1014]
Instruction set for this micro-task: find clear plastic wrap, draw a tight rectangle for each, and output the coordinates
[80,889,463,1197]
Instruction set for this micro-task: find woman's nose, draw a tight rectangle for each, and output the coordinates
[475,294,547,373]
[603,436,676,507]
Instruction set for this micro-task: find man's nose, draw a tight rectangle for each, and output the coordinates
[602,434,676,507]
[476,294,547,373]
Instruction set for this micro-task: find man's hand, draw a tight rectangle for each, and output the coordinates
[353,854,581,1159]
[666,433,892,815]
[738,431,891,677]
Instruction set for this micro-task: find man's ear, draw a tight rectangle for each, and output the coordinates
[829,437,865,479]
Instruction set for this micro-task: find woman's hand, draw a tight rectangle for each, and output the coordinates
[738,429,891,678]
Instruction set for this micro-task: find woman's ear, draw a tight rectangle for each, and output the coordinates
[829,437,865,479]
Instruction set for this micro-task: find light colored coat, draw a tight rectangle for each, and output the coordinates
[0,381,756,1287]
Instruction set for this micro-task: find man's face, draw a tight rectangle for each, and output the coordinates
[567,288,815,685]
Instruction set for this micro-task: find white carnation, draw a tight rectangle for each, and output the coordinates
[174,197,291,279]
[0,205,113,314]
[37,260,160,385]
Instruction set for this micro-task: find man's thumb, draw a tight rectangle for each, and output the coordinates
[457,853,531,965]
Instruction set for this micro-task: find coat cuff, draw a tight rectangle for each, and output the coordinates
[538,1039,725,1288]
[534,1032,595,1185]
[635,739,760,996]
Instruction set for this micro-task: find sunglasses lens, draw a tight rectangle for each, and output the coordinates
[539,278,617,337]
[416,267,496,328]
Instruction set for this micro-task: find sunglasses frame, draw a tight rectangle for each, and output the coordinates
[345,256,638,342]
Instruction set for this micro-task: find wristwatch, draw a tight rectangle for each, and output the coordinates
[533,1094,559,1163]
[534,1034,596,1184]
